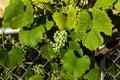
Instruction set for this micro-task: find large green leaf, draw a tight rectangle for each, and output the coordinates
[0,49,9,66]
[76,9,112,50]
[82,31,103,50]
[92,8,112,35]
[7,46,24,68]
[19,25,44,47]
[75,10,91,40]
[115,1,120,12]
[84,64,100,80]
[52,12,66,29]
[94,0,116,10]
[62,50,90,79]
[76,10,91,33]
[66,7,77,30]
[3,0,34,29]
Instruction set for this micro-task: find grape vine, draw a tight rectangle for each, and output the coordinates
[0,0,120,80]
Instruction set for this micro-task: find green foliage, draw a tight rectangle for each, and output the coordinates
[66,7,77,30]
[7,46,24,68]
[62,50,90,79]
[0,46,23,68]
[94,0,116,9]
[52,12,66,29]
[1,0,119,79]
[3,0,34,29]
[76,8,112,50]
[115,1,120,12]
[0,49,8,66]
[19,25,44,47]
[84,64,100,80]
[28,75,44,80]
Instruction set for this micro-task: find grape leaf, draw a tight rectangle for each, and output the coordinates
[92,8,112,35]
[7,46,24,68]
[76,9,112,50]
[115,1,120,12]
[62,50,90,79]
[3,0,34,29]
[82,31,103,51]
[66,7,76,30]
[52,12,66,29]
[75,10,91,40]
[84,64,100,80]
[0,49,8,66]
[19,25,45,47]
[76,10,91,32]
[94,0,116,10]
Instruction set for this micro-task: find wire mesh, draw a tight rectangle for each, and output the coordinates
[0,34,120,80]
[0,34,51,80]
[102,45,120,80]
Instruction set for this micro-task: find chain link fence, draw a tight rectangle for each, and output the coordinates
[0,33,120,80]
[100,45,120,80]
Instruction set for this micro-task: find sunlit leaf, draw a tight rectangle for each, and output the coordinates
[115,1,120,12]
[52,12,66,29]
[66,7,76,30]
[62,50,90,79]
[82,31,103,50]
[94,0,116,10]
[76,10,91,33]
[45,19,54,31]
[76,9,112,50]
[75,10,91,40]
[19,25,45,47]
[3,0,34,29]
[92,8,112,35]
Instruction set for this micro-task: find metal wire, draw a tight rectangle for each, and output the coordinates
[100,45,120,80]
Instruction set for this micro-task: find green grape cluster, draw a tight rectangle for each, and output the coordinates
[52,30,67,52]
[31,64,44,75]
[50,70,62,80]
